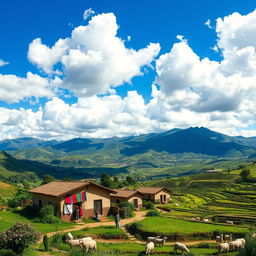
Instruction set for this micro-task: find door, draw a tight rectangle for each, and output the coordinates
[94,200,103,215]
[133,199,138,208]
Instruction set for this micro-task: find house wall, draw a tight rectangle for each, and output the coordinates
[154,190,170,203]
[32,184,112,222]
[110,194,143,209]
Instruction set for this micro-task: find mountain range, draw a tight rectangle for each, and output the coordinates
[1,127,256,179]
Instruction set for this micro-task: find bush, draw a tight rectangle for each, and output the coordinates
[118,201,135,218]
[41,215,61,224]
[0,250,16,256]
[126,222,142,235]
[143,200,155,210]
[146,210,160,217]
[0,222,41,255]
[39,204,55,219]
[237,236,256,256]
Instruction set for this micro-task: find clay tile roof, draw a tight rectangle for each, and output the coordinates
[110,189,141,199]
[30,181,116,198]
[136,187,171,195]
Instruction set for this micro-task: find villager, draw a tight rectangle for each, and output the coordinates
[115,212,120,228]
[75,205,80,220]
[95,210,100,222]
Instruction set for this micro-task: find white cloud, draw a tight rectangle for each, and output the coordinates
[0,59,9,67]
[83,8,95,21]
[0,72,59,103]
[205,19,213,29]
[28,12,160,96]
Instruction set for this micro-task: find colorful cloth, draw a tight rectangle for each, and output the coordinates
[65,196,72,204]
[82,191,87,201]
[72,194,77,203]
[79,207,83,217]
[76,193,82,203]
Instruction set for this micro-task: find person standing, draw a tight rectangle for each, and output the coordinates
[75,205,80,220]
[115,212,120,228]
[95,210,99,222]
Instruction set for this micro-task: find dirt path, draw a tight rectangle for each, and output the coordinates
[39,211,147,243]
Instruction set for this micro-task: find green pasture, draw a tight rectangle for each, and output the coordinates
[136,217,249,235]
[0,210,74,233]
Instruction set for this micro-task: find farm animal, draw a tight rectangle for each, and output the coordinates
[226,220,234,225]
[154,237,167,246]
[216,234,224,243]
[224,234,232,242]
[174,203,180,206]
[202,218,209,223]
[174,242,189,254]
[217,242,229,254]
[66,239,83,249]
[66,232,74,240]
[80,239,97,253]
[146,242,154,255]
[252,233,256,238]
[147,236,160,242]
[195,217,201,221]
[190,218,196,221]
[229,239,245,251]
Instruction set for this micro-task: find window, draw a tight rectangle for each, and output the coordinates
[38,200,42,208]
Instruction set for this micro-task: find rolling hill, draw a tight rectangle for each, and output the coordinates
[2,127,256,178]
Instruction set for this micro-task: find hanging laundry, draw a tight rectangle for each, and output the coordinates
[79,206,83,217]
[82,191,87,202]
[64,204,73,214]
[65,196,71,204]
[72,194,77,203]
[76,193,82,203]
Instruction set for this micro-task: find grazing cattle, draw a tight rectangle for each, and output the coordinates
[174,242,189,254]
[146,242,154,255]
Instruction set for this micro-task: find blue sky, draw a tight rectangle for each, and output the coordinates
[0,0,256,140]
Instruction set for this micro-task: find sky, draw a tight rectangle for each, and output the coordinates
[1,0,256,140]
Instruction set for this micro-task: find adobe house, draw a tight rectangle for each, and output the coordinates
[30,181,116,222]
[136,187,171,203]
[110,189,143,209]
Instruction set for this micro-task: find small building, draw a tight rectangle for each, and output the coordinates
[136,187,171,203]
[30,181,116,222]
[110,189,143,209]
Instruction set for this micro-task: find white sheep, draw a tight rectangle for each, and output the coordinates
[224,234,232,242]
[190,218,196,221]
[252,233,256,238]
[229,239,244,251]
[66,239,82,249]
[80,239,97,253]
[174,242,189,254]
[154,237,167,247]
[216,234,224,243]
[195,217,201,221]
[226,220,234,225]
[147,236,160,242]
[66,232,74,240]
[146,242,154,255]
[217,242,229,254]
[202,218,209,223]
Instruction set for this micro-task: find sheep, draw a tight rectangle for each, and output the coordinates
[66,239,82,249]
[216,234,224,243]
[80,239,97,253]
[190,217,196,221]
[238,238,246,247]
[145,242,154,255]
[202,218,209,223]
[174,203,180,206]
[147,236,160,242]
[174,242,189,254]
[217,242,229,254]
[229,239,244,251]
[154,237,167,247]
[224,234,232,242]
[195,217,201,221]
[252,233,256,238]
[226,220,234,225]
[66,232,74,240]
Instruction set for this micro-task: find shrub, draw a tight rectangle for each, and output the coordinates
[143,200,155,210]
[0,250,16,256]
[118,201,135,218]
[237,236,256,256]
[126,222,142,235]
[146,210,160,217]
[41,215,61,224]
[0,222,41,255]
[39,204,55,219]
[43,234,49,251]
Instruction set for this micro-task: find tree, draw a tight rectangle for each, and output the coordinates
[240,168,250,181]
[126,176,136,185]
[42,174,55,184]
[100,173,114,188]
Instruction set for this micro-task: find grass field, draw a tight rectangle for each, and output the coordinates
[0,210,74,233]
[0,181,17,198]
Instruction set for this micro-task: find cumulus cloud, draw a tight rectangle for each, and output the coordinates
[0,59,9,67]
[204,19,213,29]
[28,12,160,96]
